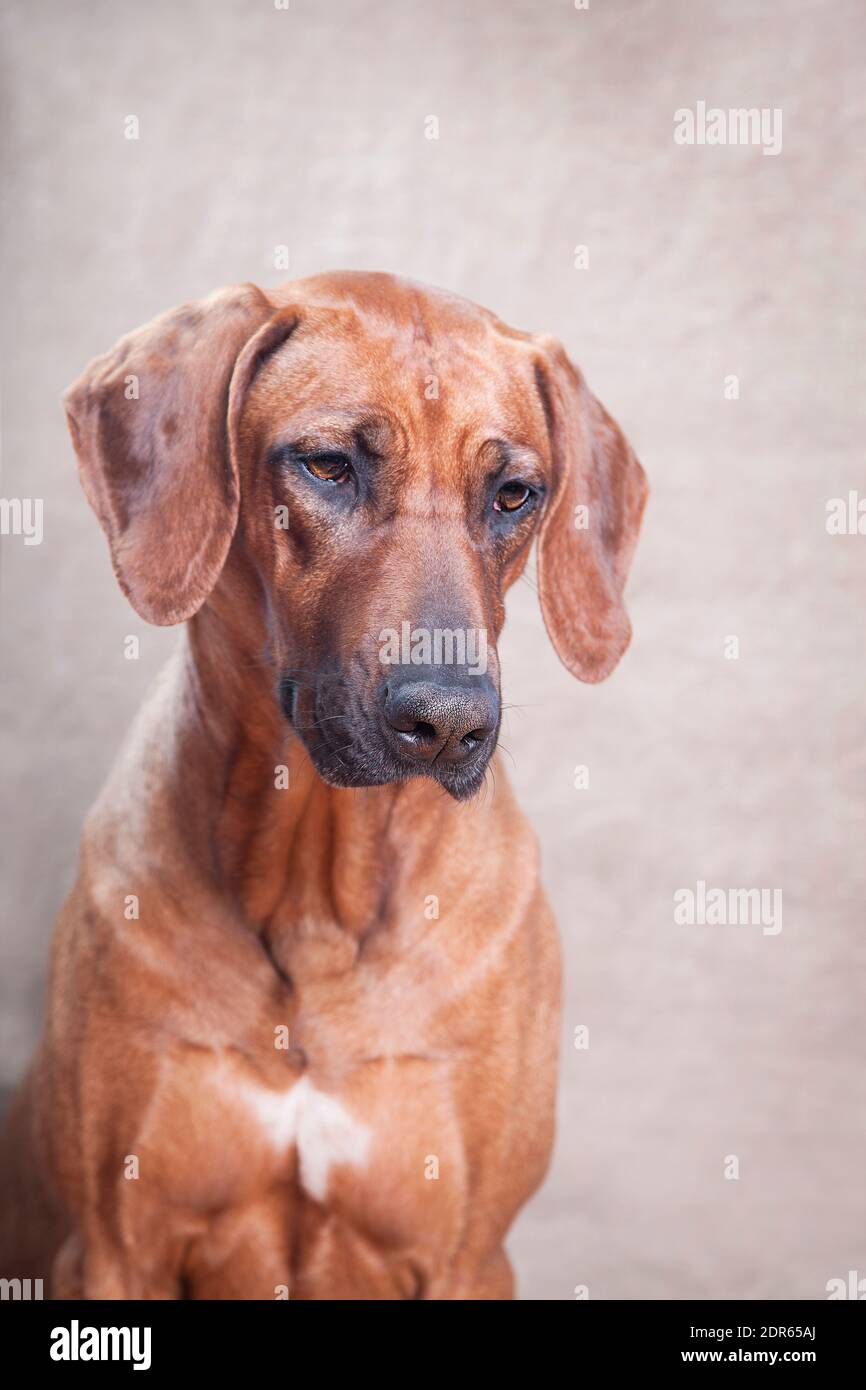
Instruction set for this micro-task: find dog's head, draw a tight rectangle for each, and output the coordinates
[64,272,647,800]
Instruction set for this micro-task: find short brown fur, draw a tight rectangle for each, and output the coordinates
[0,272,646,1299]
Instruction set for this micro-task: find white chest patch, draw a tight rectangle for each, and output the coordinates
[236,1075,371,1202]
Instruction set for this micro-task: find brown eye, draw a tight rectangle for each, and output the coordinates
[494,481,531,513]
[304,453,350,482]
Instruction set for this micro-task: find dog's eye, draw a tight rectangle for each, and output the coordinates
[303,453,351,483]
[494,481,532,513]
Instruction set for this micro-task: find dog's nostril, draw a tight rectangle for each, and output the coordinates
[388,708,433,737]
[462,729,485,746]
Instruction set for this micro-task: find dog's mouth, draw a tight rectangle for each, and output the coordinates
[278,672,497,802]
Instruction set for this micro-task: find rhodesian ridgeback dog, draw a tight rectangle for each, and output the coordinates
[0,272,646,1299]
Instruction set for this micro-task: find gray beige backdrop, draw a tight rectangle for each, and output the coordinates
[1,0,864,1299]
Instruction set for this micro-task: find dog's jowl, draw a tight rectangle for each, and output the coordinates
[0,272,646,1300]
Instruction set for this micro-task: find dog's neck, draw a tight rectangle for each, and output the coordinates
[176,602,479,968]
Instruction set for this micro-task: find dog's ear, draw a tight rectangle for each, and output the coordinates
[63,284,285,625]
[533,335,648,683]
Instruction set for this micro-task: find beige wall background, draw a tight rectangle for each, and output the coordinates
[1,0,864,1299]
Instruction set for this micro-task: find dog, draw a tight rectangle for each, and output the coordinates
[0,271,647,1299]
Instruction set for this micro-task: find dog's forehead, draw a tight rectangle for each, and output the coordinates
[277,270,516,342]
[252,272,543,445]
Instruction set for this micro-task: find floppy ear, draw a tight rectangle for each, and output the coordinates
[533,335,648,683]
[63,283,279,625]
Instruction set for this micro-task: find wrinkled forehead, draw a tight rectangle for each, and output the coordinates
[241,298,549,466]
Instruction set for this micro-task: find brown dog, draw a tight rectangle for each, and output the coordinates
[0,272,646,1299]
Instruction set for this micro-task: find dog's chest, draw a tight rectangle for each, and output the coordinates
[232,1072,371,1203]
[181,1039,469,1270]
[150,915,483,1254]
[158,924,468,1220]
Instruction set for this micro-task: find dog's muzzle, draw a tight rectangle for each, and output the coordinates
[279,666,500,800]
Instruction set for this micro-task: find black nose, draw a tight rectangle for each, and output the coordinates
[382,674,500,765]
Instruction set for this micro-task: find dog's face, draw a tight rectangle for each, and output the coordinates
[64,272,647,801]
[235,288,555,798]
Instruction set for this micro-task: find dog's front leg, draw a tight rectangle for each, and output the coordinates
[51,1224,190,1300]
